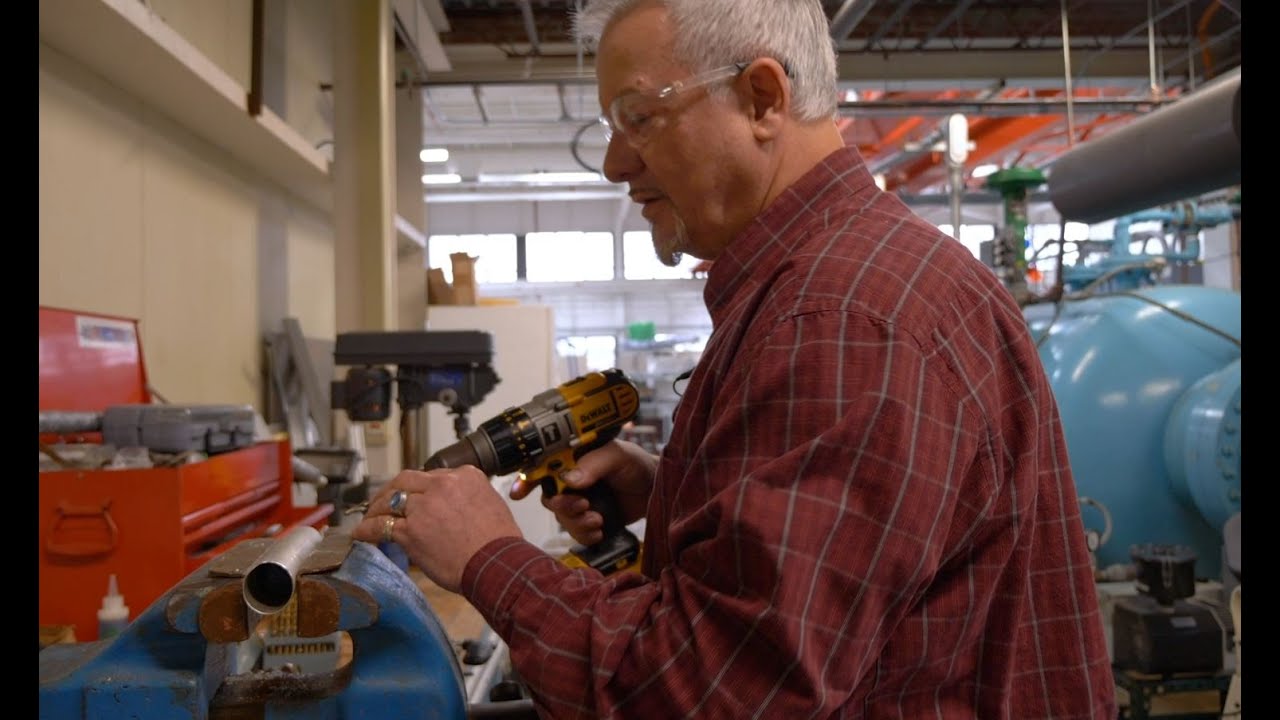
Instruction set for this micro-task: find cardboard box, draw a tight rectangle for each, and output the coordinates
[450,253,477,306]
[427,268,454,305]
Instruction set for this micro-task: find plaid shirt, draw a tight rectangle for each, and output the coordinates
[463,147,1115,719]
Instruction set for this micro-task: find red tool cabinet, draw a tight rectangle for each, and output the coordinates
[39,306,332,640]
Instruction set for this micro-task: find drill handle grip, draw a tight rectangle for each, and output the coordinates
[573,481,628,541]
[538,474,627,540]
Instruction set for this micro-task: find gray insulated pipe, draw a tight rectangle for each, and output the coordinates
[1047,68,1240,224]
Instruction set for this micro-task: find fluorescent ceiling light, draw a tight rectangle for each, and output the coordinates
[420,147,450,163]
[477,171,603,184]
[422,173,462,185]
[972,163,999,179]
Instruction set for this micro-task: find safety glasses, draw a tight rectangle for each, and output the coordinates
[599,62,748,148]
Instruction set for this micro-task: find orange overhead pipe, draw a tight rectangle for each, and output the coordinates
[887,87,1127,193]
[843,90,966,158]
[1012,114,1140,171]
[874,116,926,151]
[890,114,1057,193]
[1009,114,1122,167]
[872,90,967,152]
[879,88,1031,191]
[966,115,1063,165]
[1198,0,1223,79]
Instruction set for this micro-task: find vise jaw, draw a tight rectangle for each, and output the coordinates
[39,531,468,719]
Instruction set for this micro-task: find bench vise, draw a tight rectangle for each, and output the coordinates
[39,530,468,719]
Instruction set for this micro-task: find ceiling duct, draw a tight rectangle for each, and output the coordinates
[1047,67,1240,223]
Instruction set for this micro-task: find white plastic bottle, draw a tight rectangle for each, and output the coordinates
[97,574,130,640]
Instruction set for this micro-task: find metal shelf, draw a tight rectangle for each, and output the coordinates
[39,0,332,212]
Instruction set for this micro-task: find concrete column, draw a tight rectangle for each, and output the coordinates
[332,0,396,334]
[393,47,431,467]
[332,0,399,478]
[395,46,427,333]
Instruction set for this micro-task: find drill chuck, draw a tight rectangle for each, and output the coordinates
[425,403,548,474]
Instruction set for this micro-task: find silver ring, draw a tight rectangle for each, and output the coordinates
[381,515,396,544]
[389,489,410,518]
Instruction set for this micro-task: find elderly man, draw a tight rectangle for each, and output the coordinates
[355,1,1117,717]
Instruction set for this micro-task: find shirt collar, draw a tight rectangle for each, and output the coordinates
[703,146,879,317]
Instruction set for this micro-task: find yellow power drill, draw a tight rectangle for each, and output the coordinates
[424,368,643,575]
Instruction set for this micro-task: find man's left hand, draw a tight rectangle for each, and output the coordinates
[351,466,522,592]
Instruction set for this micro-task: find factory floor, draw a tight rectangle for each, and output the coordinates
[414,569,489,644]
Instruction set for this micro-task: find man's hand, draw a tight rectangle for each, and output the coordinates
[508,439,658,546]
[352,466,521,593]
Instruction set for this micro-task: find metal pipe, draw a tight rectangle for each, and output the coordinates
[518,0,540,55]
[829,0,876,42]
[864,0,919,50]
[400,406,426,470]
[1047,68,1239,223]
[1147,0,1159,96]
[242,525,323,615]
[1072,0,1196,82]
[949,165,963,240]
[912,0,976,51]
[291,455,329,487]
[39,411,103,435]
[1060,0,1076,145]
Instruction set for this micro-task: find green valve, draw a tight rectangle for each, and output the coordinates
[984,167,1047,299]
[986,167,1047,230]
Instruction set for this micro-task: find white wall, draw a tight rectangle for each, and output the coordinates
[39,1,337,408]
[1201,222,1241,291]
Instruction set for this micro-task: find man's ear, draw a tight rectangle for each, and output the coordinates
[743,58,790,141]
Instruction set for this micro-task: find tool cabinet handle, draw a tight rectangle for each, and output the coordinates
[45,500,119,558]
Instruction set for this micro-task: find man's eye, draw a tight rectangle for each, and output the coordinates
[625,111,653,129]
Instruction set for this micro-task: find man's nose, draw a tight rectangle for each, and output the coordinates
[602,132,642,184]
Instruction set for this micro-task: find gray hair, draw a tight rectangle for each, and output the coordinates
[574,0,838,122]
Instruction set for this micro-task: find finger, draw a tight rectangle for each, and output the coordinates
[567,521,604,546]
[559,510,603,535]
[545,494,591,516]
[367,468,459,513]
[559,468,591,490]
[508,475,538,500]
[351,513,400,545]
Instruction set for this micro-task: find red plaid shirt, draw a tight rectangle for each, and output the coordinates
[463,147,1116,719]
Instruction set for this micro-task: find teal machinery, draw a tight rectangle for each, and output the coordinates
[996,67,1241,583]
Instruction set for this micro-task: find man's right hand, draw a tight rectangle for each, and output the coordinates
[508,439,658,546]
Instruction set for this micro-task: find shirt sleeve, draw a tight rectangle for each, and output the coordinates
[462,308,992,718]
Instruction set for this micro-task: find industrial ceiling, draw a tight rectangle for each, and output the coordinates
[401,0,1241,202]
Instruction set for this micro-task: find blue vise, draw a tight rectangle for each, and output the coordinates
[39,531,468,719]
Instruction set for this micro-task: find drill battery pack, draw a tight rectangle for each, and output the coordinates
[102,403,257,456]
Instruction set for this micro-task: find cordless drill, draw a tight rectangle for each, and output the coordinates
[425,368,643,575]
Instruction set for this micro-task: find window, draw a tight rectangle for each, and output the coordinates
[526,231,614,282]
[1028,222,1094,269]
[623,231,704,279]
[937,224,996,260]
[557,335,618,375]
[427,234,518,283]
